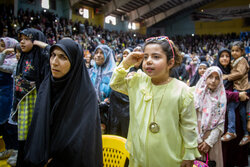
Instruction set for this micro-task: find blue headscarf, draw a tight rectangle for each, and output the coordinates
[90,45,116,101]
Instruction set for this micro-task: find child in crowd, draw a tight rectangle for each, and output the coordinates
[110,36,200,167]
[194,66,226,167]
[122,48,132,59]
[12,28,50,167]
[0,37,19,166]
[221,41,250,145]
[115,53,123,66]
[189,61,209,87]
[186,52,200,81]
[84,50,92,69]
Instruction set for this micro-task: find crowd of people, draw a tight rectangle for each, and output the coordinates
[0,3,250,167]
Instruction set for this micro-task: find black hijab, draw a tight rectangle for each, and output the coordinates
[17,28,48,89]
[25,38,102,167]
[215,48,232,90]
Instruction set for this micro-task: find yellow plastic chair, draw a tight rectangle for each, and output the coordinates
[102,135,129,167]
[0,136,5,152]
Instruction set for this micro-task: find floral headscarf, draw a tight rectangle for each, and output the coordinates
[0,37,18,66]
[194,66,226,137]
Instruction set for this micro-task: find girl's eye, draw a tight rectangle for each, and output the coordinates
[154,56,159,59]
[51,53,56,58]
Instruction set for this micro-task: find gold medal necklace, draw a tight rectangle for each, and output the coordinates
[149,77,171,133]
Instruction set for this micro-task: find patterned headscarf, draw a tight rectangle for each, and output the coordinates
[194,66,226,137]
[90,44,116,101]
[0,37,18,66]
[1,37,18,49]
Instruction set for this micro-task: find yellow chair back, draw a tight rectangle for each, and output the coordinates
[0,136,5,152]
[102,135,129,167]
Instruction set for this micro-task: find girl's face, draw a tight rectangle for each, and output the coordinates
[94,48,105,66]
[206,72,220,91]
[50,47,71,79]
[219,51,230,67]
[0,41,5,52]
[116,57,122,63]
[198,65,207,76]
[231,46,242,60]
[123,51,129,58]
[20,34,33,53]
[142,44,173,83]
[85,54,91,63]
[16,50,21,60]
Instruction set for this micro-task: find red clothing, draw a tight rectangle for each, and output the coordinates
[225,90,239,103]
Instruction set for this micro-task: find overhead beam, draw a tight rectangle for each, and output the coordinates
[127,0,170,22]
[144,0,204,27]
[70,0,80,6]
[101,0,132,16]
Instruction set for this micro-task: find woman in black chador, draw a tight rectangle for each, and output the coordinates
[24,38,103,167]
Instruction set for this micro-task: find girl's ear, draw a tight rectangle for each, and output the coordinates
[168,58,175,69]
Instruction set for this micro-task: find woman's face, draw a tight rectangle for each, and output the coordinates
[219,51,230,67]
[94,48,105,66]
[198,65,207,76]
[50,47,71,79]
[20,34,33,53]
[0,41,5,52]
[206,72,220,91]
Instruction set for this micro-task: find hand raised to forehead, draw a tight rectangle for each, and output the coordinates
[122,52,144,69]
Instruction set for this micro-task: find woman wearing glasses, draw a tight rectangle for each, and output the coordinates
[110,36,200,167]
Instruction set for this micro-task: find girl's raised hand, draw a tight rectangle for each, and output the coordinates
[3,48,14,55]
[122,52,144,69]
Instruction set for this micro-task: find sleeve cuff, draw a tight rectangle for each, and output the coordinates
[183,148,201,160]
[117,62,132,73]
[204,139,213,148]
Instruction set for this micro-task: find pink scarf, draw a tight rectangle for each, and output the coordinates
[194,66,226,137]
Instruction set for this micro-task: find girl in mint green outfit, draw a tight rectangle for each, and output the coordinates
[110,36,200,167]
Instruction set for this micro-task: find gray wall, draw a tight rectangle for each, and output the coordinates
[147,9,195,37]
[18,0,70,18]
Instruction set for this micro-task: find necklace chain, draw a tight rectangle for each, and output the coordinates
[152,77,171,122]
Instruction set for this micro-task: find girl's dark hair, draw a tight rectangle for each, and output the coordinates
[230,41,245,53]
[14,43,21,53]
[143,39,182,69]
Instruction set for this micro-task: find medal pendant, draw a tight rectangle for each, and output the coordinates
[149,122,160,133]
